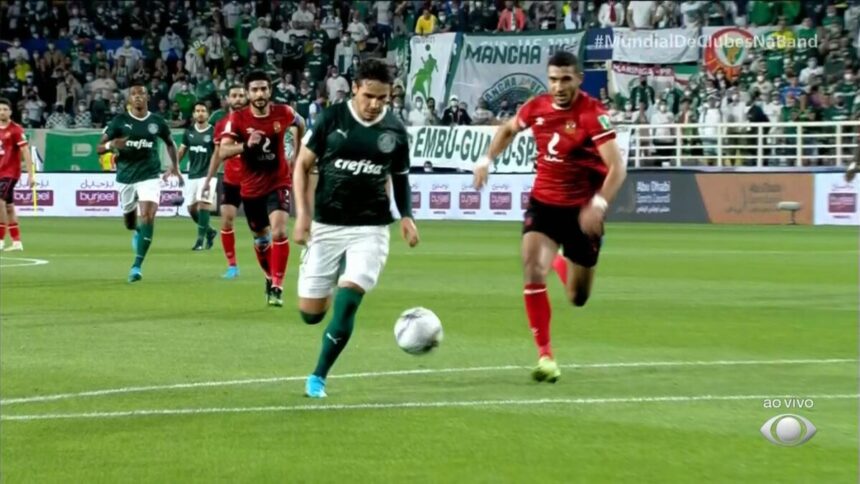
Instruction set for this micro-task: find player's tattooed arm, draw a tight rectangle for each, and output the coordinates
[291,144,318,245]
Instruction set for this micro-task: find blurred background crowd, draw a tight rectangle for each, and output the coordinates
[1,0,859,133]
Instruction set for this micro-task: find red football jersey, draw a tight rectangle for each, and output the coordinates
[0,122,28,180]
[222,104,298,198]
[213,116,244,185]
[517,92,615,207]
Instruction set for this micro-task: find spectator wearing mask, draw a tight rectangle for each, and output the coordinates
[325,66,350,104]
[205,24,229,75]
[160,27,185,62]
[425,97,442,125]
[291,0,316,39]
[7,38,28,62]
[391,96,408,124]
[407,96,427,126]
[779,74,804,105]
[248,17,275,55]
[114,37,143,72]
[497,1,526,32]
[800,56,823,85]
[89,68,118,102]
[73,101,92,128]
[334,34,358,73]
[751,71,774,98]
[472,99,495,125]
[306,41,330,84]
[347,11,370,49]
[346,54,361,85]
[45,103,71,129]
[699,96,723,162]
[23,90,46,127]
[629,75,656,110]
[442,96,471,125]
[598,0,625,28]
[223,0,243,35]
[322,6,343,42]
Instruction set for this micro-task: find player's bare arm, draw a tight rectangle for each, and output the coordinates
[292,144,317,245]
[579,139,627,237]
[21,138,34,188]
[176,144,188,165]
[163,139,183,186]
[201,146,222,200]
[474,115,523,190]
[219,132,262,160]
[291,114,306,168]
[96,132,128,154]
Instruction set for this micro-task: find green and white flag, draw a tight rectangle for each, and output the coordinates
[447,31,585,116]
[406,33,457,110]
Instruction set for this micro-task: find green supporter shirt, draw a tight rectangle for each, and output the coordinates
[825,104,851,121]
[175,91,197,118]
[104,111,173,184]
[765,51,785,79]
[306,53,329,82]
[295,89,315,119]
[209,108,227,125]
[748,1,774,26]
[181,124,215,179]
[305,102,410,226]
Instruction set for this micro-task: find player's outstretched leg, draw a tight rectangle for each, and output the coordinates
[189,203,203,250]
[4,203,22,251]
[124,208,138,252]
[565,263,596,308]
[129,201,157,283]
[196,203,216,250]
[306,284,365,398]
[522,232,561,383]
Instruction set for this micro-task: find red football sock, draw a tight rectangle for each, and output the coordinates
[253,239,272,279]
[524,283,553,358]
[0,224,6,241]
[552,254,568,286]
[271,237,290,289]
[221,229,237,266]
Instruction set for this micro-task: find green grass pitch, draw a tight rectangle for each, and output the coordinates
[0,217,857,483]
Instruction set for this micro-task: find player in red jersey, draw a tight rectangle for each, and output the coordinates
[203,85,248,279]
[0,98,35,252]
[210,71,305,307]
[473,52,627,383]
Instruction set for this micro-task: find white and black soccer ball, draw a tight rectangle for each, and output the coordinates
[394,307,443,355]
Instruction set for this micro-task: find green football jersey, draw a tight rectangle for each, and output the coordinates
[306,102,410,226]
[104,111,173,184]
[181,124,215,179]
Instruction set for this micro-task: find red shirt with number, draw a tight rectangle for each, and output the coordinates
[0,121,28,179]
[221,104,297,198]
[517,92,615,208]
[213,116,244,186]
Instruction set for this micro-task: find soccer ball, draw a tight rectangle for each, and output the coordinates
[394,307,443,355]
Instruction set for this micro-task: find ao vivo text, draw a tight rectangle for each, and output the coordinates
[762,398,815,409]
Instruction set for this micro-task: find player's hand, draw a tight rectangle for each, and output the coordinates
[292,214,311,246]
[472,157,492,190]
[400,217,419,248]
[112,137,128,150]
[201,177,212,200]
[578,204,606,238]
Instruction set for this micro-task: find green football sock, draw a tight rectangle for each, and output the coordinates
[133,222,154,268]
[312,286,364,378]
[189,210,199,224]
[197,210,211,240]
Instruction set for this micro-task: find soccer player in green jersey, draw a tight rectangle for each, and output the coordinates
[177,102,218,250]
[293,59,420,398]
[97,81,183,282]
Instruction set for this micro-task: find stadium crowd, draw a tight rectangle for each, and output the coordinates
[0,0,858,134]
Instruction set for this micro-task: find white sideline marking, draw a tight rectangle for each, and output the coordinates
[0,257,49,268]
[1,358,855,407]
[3,393,858,422]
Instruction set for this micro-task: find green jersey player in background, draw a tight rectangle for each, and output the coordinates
[177,102,218,250]
[97,81,183,282]
[293,58,420,398]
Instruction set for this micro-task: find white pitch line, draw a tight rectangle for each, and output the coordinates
[3,393,858,422]
[1,358,855,407]
[0,257,49,268]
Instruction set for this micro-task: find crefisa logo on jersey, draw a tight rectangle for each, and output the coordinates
[490,184,512,211]
[429,183,451,211]
[459,183,481,211]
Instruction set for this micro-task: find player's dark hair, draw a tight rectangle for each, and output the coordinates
[227,84,245,93]
[244,70,271,88]
[193,101,208,111]
[0,97,11,108]
[129,79,148,91]
[548,51,580,71]
[355,58,392,85]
